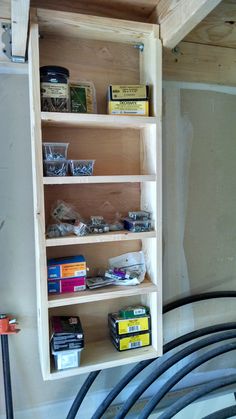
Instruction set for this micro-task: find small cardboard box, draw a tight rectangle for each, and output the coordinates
[107,84,149,116]
[111,330,151,351]
[48,277,86,294]
[52,348,83,370]
[50,316,84,352]
[108,312,151,336]
[47,255,86,280]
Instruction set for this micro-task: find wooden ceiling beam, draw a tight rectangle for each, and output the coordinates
[157,0,223,48]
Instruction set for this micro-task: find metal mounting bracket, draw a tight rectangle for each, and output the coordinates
[1,22,26,63]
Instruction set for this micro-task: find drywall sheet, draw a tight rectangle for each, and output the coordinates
[163,86,236,372]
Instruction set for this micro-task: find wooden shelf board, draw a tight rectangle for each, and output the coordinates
[41,112,157,129]
[43,175,156,185]
[46,230,156,247]
[48,278,158,307]
[47,339,158,380]
[37,9,159,43]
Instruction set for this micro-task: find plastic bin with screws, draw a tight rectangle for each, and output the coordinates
[69,160,95,176]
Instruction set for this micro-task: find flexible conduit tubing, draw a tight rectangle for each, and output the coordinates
[66,370,101,419]
[203,405,236,419]
[159,373,236,419]
[139,341,236,419]
[164,291,236,314]
[115,332,236,419]
[91,323,236,419]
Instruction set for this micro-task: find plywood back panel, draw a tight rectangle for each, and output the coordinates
[49,294,145,343]
[42,127,141,176]
[39,36,140,114]
[46,240,141,275]
[31,0,157,22]
[44,183,140,224]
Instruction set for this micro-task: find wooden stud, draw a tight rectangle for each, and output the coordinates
[11,0,30,59]
[157,0,222,48]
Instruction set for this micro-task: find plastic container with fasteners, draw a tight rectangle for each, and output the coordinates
[69,160,95,176]
[43,142,69,161]
[52,348,83,370]
[40,66,70,112]
[44,160,68,176]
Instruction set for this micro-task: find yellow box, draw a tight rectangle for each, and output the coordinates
[111,331,151,351]
[108,313,151,335]
[109,85,148,100]
[108,100,149,116]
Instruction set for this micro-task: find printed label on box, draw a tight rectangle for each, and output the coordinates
[108,101,149,116]
[118,318,149,335]
[119,333,150,351]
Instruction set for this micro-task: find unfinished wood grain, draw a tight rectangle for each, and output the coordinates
[39,36,140,114]
[44,183,140,224]
[48,278,158,307]
[31,0,157,22]
[43,176,156,185]
[163,41,236,86]
[42,127,141,176]
[0,0,10,19]
[46,231,156,247]
[28,10,162,378]
[158,0,222,48]
[11,0,30,58]
[28,21,50,381]
[49,292,157,346]
[48,340,159,379]
[46,237,141,265]
[41,113,157,128]
[37,8,159,43]
[185,0,236,49]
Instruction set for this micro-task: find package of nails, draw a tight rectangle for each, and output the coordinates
[50,316,84,352]
[111,330,151,351]
[108,312,151,336]
[108,306,151,351]
[50,316,84,370]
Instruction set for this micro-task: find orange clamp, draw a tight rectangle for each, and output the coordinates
[0,315,20,335]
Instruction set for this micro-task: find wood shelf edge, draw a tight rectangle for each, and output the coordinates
[46,230,156,247]
[48,280,158,307]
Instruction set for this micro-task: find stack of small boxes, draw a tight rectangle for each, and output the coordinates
[107,85,149,116]
[123,211,152,233]
[47,255,87,294]
[108,305,151,351]
[51,315,84,370]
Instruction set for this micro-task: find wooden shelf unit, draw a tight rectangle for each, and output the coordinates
[29,8,162,380]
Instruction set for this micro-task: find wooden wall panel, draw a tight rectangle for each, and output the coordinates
[163,41,236,86]
[185,0,236,49]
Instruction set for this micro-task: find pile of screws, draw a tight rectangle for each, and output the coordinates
[69,160,95,176]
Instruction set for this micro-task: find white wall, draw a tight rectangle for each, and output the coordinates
[0,75,236,417]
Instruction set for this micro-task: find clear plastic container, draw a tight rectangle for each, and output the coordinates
[43,142,69,161]
[44,160,68,176]
[69,160,95,176]
[52,348,83,370]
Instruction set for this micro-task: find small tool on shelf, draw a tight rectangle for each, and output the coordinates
[0,314,20,419]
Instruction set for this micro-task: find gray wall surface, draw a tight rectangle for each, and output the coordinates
[0,75,235,416]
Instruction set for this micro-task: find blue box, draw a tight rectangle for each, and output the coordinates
[47,255,86,280]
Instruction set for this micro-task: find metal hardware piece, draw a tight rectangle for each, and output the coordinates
[1,22,12,61]
[134,43,144,52]
[172,46,180,55]
[1,22,26,63]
